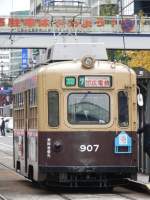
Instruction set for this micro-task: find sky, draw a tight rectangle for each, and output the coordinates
[0,0,30,15]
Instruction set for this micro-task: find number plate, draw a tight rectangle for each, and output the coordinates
[80,144,99,152]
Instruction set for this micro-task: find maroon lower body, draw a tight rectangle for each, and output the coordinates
[38,131,137,187]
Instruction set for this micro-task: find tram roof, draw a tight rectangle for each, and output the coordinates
[46,43,108,61]
[13,60,136,94]
[14,43,136,84]
[13,60,135,84]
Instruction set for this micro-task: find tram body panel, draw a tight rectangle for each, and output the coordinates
[38,131,137,168]
[13,59,138,186]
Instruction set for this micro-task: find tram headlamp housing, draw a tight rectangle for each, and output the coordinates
[81,56,95,69]
[53,141,63,152]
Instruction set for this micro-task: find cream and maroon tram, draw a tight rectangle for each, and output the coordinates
[13,44,138,188]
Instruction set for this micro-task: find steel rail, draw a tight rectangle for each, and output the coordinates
[0,194,8,200]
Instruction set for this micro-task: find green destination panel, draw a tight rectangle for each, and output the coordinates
[65,77,76,86]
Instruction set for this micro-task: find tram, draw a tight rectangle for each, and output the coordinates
[13,43,138,188]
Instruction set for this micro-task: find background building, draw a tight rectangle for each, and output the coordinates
[10,11,30,79]
[134,0,150,16]
[0,49,12,108]
[85,0,118,16]
[89,0,136,16]
[30,0,90,16]
[30,0,42,15]
[29,0,91,67]
[120,0,134,15]
[0,49,10,83]
[118,0,150,16]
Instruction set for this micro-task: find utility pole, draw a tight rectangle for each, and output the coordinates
[0,61,4,84]
[34,0,37,16]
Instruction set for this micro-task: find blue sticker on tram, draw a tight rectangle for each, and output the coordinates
[114,131,132,154]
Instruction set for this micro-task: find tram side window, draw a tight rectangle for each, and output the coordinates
[14,93,24,108]
[48,91,59,127]
[28,88,37,129]
[13,93,24,129]
[118,91,129,127]
[29,88,37,106]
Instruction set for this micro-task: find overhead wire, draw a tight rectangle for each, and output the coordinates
[120,0,128,64]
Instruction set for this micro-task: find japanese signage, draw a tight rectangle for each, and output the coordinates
[0,16,136,33]
[78,76,112,88]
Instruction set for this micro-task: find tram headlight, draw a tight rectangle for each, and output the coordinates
[53,141,63,152]
[81,56,95,69]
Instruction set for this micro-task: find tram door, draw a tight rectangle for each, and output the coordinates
[24,91,28,173]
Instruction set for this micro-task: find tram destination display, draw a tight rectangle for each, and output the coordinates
[78,76,112,88]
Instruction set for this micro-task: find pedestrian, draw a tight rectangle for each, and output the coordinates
[137,123,150,181]
[0,118,5,136]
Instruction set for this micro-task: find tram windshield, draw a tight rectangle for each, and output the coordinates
[68,93,110,124]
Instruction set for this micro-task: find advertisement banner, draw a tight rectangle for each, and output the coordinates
[22,48,28,70]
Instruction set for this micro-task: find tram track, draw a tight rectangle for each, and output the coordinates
[0,159,73,200]
[0,149,14,172]
[0,161,13,172]
[0,163,149,200]
[0,160,11,200]
[115,193,141,200]
[0,150,24,180]
[0,148,149,200]
[51,186,148,200]
[59,194,73,200]
[0,194,8,200]
[54,191,148,200]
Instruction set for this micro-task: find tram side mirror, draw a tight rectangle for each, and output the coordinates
[137,93,144,107]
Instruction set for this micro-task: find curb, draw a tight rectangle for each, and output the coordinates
[127,180,150,194]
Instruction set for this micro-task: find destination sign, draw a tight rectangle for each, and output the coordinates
[65,76,76,87]
[78,76,112,88]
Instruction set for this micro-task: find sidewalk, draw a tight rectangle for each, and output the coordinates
[137,173,149,184]
[0,130,13,137]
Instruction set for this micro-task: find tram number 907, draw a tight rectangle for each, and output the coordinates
[80,144,99,152]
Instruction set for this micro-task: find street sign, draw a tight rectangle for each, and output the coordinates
[43,0,53,6]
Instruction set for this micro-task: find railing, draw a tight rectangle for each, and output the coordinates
[0,15,149,34]
[43,0,85,7]
[42,4,90,14]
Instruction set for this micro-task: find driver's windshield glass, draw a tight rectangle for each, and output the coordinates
[68,93,110,124]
